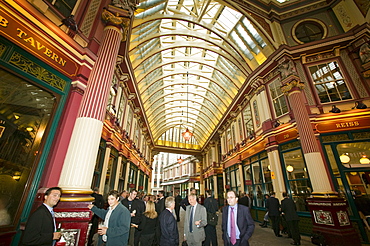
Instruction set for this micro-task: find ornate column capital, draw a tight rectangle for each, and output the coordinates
[102,8,131,41]
[280,76,305,94]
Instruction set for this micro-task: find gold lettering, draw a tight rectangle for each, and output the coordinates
[36,41,46,51]
[44,48,52,57]
[51,53,58,62]
[16,28,27,38]
[24,37,36,47]
[58,58,66,66]
[336,121,360,128]
[0,16,8,27]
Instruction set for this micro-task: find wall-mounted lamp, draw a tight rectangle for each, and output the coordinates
[286,165,294,172]
[352,101,367,109]
[177,157,183,164]
[12,171,21,181]
[329,105,341,113]
[360,155,370,164]
[26,126,34,132]
[340,153,350,163]
[273,120,281,128]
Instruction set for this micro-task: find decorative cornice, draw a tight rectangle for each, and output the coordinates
[101,8,131,41]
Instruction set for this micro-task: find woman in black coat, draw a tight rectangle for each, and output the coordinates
[137,200,158,246]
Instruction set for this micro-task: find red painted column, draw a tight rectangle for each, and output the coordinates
[53,7,131,246]
[279,58,361,245]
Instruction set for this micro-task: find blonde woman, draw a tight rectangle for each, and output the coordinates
[138,200,158,246]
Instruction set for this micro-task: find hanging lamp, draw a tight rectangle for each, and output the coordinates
[182,71,193,141]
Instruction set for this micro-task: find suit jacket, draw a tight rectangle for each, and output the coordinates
[91,203,131,246]
[266,196,280,216]
[180,196,190,210]
[21,204,55,246]
[159,209,179,246]
[281,198,299,221]
[204,197,218,214]
[221,204,255,246]
[121,198,145,225]
[184,203,207,243]
[156,197,165,215]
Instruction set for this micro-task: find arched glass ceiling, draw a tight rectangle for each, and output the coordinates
[130,0,274,149]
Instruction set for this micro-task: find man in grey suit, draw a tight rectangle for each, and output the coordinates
[184,194,207,246]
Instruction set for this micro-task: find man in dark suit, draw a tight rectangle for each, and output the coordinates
[281,192,301,245]
[159,196,179,246]
[88,187,105,245]
[238,192,251,208]
[175,191,182,222]
[266,191,282,237]
[204,190,218,246]
[121,189,145,246]
[22,187,62,246]
[156,190,166,215]
[222,190,255,246]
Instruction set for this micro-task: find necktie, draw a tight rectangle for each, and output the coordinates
[51,210,56,231]
[230,207,236,245]
[189,206,194,233]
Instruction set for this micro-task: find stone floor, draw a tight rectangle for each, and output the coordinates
[177,208,313,246]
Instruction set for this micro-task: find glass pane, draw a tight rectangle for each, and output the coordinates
[255,184,263,207]
[261,158,271,183]
[252,162,261,184]
[289,180,311,211]
[283,149,308,179]
[337,142,370,168]
[0,69,55,226]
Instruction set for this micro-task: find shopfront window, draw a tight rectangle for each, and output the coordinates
[0,69,56,226]
[243,152,272,208]
[282,148,311,211]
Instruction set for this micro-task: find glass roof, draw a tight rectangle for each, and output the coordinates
[130,0,274,150]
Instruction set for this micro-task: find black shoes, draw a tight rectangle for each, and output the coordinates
[259,221,268,227]
[290,242,301,245]
[277,235,282,237]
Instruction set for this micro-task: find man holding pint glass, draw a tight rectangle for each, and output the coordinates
[88,190,131,246]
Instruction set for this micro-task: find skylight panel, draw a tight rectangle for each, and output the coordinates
[214,7,242,33]
[230,31,254,60]
[236,24,258,54]
[242,18,266,48]
[135,2,166,19]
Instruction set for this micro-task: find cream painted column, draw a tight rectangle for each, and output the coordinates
[136,170,140,190]
[256,88,272,123]
[113,154,123,190]
[124,161,131,191]
[99,143,112,194]
[267,148,285,200]
[58,9,130,192]
[213,175,218,199]
[281,72,333,195]
[238,163,244,192]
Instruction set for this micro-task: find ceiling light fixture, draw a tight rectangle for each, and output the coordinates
[340,153,350,164]
[286,165,294,173]
[360,155,370,164]
[182,72,193,141]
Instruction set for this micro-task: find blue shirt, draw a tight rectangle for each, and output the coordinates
[227,205,240,239]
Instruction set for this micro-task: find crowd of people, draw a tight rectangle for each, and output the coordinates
[22,186,370,246]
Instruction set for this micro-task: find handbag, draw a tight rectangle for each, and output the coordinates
[207,211,218,226]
